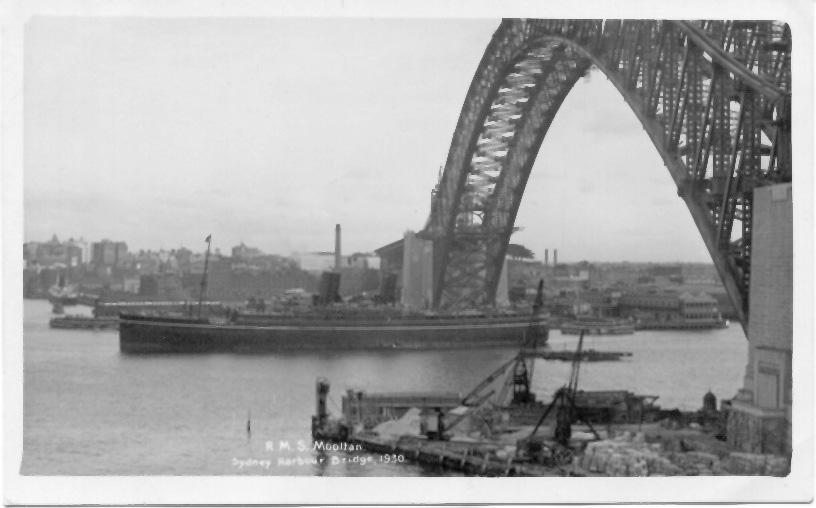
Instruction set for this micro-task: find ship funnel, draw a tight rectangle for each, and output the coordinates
[334,224,342,272]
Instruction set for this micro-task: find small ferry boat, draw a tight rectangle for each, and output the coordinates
[47,278,78,306]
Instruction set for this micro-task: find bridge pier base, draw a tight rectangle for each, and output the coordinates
[726,183,792,458]
[401,231,435,310]
[727,401,789,456]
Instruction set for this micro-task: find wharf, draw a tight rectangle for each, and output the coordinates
[338,433,576,476]
[321,424,790,477]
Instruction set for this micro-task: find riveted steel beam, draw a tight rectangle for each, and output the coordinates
[426,19,791,336]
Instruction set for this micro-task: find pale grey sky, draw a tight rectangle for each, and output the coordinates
[24,17,710,262]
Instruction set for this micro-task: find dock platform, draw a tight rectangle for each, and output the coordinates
[326,433,579,476]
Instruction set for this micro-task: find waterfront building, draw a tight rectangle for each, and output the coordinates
[618,289,725,329]
[579,288,622,317]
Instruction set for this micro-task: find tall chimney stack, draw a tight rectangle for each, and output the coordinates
[554,248,558,266]
[334,224,342,271]
[544,249,549,266]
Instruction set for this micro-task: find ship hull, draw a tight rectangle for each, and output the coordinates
[119,314,548,353]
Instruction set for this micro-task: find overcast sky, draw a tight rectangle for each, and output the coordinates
[24,17,711,262]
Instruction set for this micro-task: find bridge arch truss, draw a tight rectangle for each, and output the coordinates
[424,19,791,327]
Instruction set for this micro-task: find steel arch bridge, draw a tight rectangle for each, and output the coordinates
[423,19,791,329]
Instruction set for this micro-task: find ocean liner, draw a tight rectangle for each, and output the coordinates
[119,308,549,353]
[119,235,549,353]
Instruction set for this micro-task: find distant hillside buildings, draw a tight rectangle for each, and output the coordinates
[24,233,731,326]
[505,257,733,323]
[91,240,128,269]
[23,235,382,303]
[23,235,88,268]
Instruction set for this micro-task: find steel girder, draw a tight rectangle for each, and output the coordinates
[424,19,791,332]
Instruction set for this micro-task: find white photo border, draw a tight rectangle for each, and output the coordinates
[2,0,813,504]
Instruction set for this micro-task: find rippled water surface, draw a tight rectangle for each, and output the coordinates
[21,299,747,475]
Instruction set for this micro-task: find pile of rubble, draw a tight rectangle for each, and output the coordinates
[723,452,791,476]
[576,434,684,476]
[575,431,789,476]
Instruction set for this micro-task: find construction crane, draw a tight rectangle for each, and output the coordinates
[444,280,548,435]
[460,279,546,407]
[516,329,601,464]
[496,279,547,406]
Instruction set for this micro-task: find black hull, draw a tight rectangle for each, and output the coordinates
[634,321,728,330]
[119,314,549,353]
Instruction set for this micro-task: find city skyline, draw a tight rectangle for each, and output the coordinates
[25,17,711,263]
[25,231,720,266]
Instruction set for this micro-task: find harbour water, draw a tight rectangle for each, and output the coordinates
[21,299,747,475]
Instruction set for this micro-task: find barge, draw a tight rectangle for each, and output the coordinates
[527,349,632,362]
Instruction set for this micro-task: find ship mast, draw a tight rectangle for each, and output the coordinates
[197,234,212,319]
